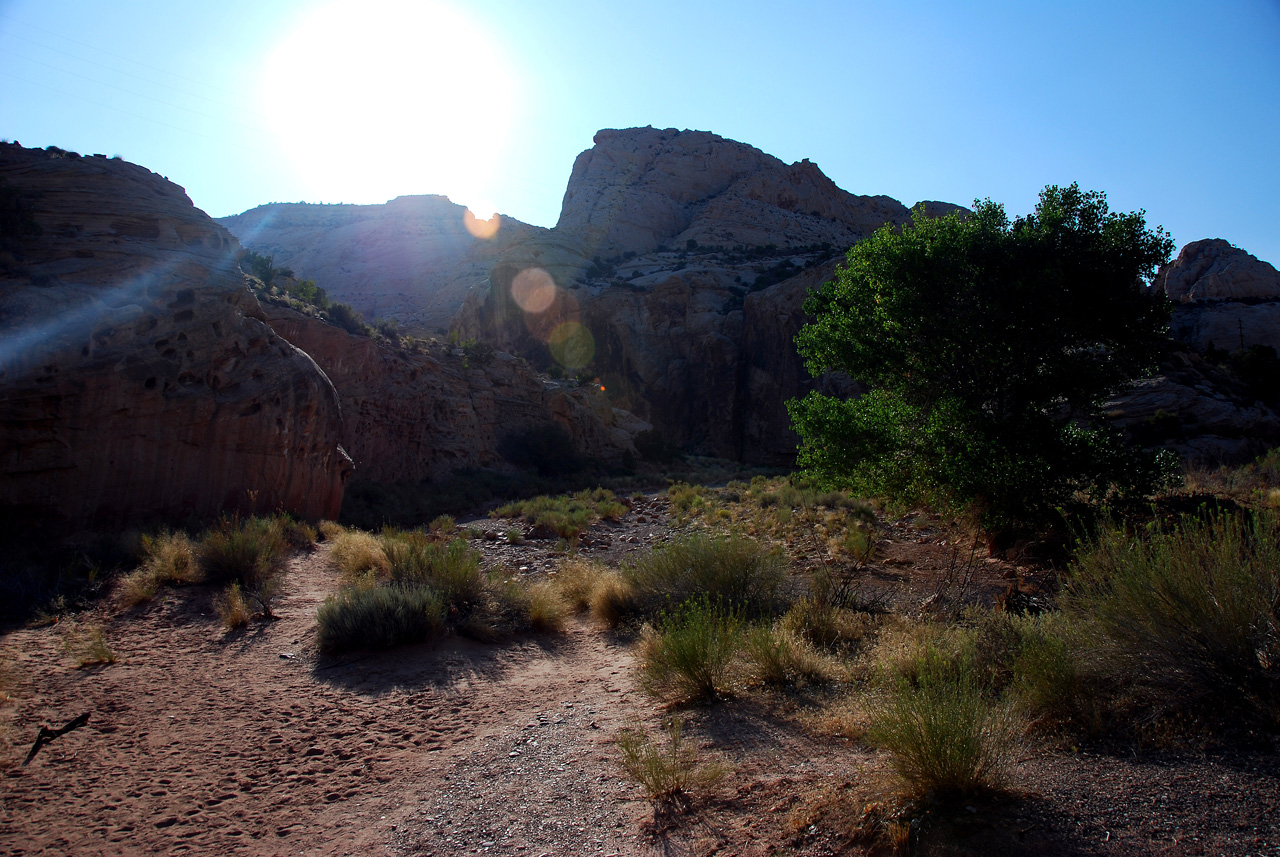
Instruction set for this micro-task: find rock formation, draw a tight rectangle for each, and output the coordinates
[218,196,546,332]
[260,304,645,487]
[456,127,957,460]
[1154,239,1280,354]
[0,143,350,530]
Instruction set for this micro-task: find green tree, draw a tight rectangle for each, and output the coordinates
[787,184,1177,532]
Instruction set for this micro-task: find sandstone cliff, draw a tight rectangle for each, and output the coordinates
[0,144,349,529]
[218,196,545,332]
[261,305,645,486]
[456,127,955,460]
[1155,239,1280,354]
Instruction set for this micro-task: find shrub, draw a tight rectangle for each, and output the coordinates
[199,517,288,617]
[624,534,785,619]
[639,596,744,703]
[590,571,638,627]
[1062,511,1280,719]
[62,622,117,668]
[214,582,252,630]
[867,649,1024,797]
[381,533,484,607]
[743,624,840,686]
[616,716,728,803]
[117,530,198,608]
[552,558,610,612]
[316,584,445,653]
[493,489,627,542]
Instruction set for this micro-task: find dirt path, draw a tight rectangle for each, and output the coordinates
[0,546,659,856]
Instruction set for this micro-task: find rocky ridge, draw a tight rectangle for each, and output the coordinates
[218,195,545,332]
[0,143,350,529]
[1156,238,1280,354]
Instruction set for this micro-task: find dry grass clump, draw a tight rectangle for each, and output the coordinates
[524,580,569,633]
[589,571,638,627]
[117,531,199,607]
[550,557,610,612]
[329,529,390,578]
[316,583,445,652]
[61,622,117,668]
[743,623,843,686]
[616,716,729,804]
[1063,510,1280,722]
[214,582,252,630]
[316,520,346,541]
[1183,447,1280,506]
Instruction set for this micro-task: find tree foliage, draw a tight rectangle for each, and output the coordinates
[788,184,1177,530]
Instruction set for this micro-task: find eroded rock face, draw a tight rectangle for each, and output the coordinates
[1156,239,1280,353]
[260,306,644,486]
[0,144,349,529]
[458,128,955,460]
[218,196,546,332]
[556,127,915,258]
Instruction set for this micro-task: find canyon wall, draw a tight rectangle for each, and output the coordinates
[0,143,350,529]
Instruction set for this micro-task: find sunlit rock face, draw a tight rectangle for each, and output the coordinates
[261,305,644,486]
[218,196,546,332]
[1155,239,1280,353]
[457,127,955,460]
[0,143,349,530]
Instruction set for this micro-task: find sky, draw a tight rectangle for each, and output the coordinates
[2,0,1278,265]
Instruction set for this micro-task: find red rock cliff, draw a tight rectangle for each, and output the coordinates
[0,144,349,529]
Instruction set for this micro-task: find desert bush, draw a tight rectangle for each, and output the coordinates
[639,596,744,703]
[280,517,318,550]
[616,716,728,803]
[1062,511,1280,719]
[316,584,445,653]
[1008,612,1092,728]
[428,514,456,535]
[199,516,287,616]
[329,530,390,578]
[317,520,345,541]
[61,622,117,667]
[117,530,199,607]
[214,582,252,630]
[743,623,841,686]
[624,534,785,619]
[381,532,484,606]
[867,648,1024,797]
[493,488,627,542]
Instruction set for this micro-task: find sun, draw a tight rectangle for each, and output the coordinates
[261,0,516,216]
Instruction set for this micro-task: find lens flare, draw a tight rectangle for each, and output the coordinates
[464,209,501,240]
[511,267,557,314]
[548,321,595,370]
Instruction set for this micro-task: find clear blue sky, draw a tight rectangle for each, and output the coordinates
[2,0,1278,265]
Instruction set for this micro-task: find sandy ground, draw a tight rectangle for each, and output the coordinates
[2,499,1279,856]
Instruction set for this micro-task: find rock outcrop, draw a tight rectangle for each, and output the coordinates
[555,127,915,258]
[457,127,955,460]
[0,143,350,529]
[260,306,645,486]
[218,196,546,332]
[1156,239,1280,354]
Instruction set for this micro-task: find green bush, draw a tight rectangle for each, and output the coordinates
[492,488,627,542]
[380,532,484,607]
[639,596,744,703]
[624,534,785,619]
[316,584,445,653]
[199,516,287,616]
[1062,511,1280,719]
[867,648,1024,797]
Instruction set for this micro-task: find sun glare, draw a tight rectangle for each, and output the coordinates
[261,0,517,213]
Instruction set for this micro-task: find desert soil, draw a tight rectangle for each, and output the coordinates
[2,495,1278,856]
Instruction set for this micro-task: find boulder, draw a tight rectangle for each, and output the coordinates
[0,144,349,529]
[1156,239,1280,353]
